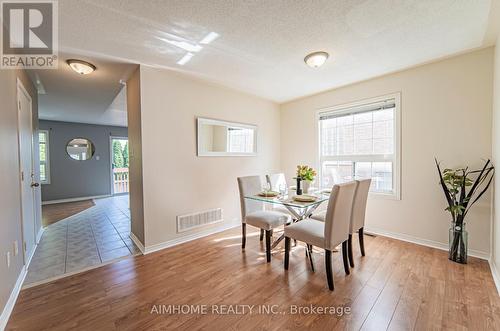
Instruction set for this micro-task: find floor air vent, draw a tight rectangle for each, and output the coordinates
[177,208,223,233]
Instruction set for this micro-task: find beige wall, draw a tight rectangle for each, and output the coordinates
[280,48,494,256]
[492,38,500,269]
[0,69,40,318]
[139,66,281,247]
[126,67,145,245]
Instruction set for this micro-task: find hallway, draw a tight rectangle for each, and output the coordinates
[24,195,140,287]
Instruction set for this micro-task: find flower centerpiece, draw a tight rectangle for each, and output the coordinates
[435,159,494,264]
[295,165,317,195]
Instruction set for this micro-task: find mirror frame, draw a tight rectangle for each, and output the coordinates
[197,117,258,157]
[66,137,95,161]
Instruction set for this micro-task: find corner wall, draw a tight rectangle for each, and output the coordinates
[280,48,494,257]
[492,36,500,289]
[126,67,146,246]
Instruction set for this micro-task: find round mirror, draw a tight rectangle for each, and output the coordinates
[66,138,95,161]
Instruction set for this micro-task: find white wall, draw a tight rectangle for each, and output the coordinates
[492,38,500,276]
[280,48,494,256]
[139,66,281,247]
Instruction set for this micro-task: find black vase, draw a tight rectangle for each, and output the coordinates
[296,178,303,195]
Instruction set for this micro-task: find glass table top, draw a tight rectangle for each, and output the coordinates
[244,192,330,209]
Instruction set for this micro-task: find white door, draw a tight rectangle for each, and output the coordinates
[17,80,37,264]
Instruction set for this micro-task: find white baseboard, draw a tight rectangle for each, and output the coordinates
[24,227,44,269]
[489,260,500,295]
[41,195,111,205]
[364,226,490,260]
[0,266,27,331]
[129,232,145,254]
[144,222,240,255]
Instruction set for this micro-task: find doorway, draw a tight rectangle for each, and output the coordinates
[110,137,129,195]
[17,79,38,264]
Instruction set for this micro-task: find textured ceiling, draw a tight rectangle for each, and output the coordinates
[31,53,136,127]
[55,0,493,103]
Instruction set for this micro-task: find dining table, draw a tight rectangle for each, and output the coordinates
[244,190,330,270]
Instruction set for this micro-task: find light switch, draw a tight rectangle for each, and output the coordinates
[13,241,18,256]
[96,155,100,160]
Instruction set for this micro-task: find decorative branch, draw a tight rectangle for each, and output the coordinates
[435,158,494,264]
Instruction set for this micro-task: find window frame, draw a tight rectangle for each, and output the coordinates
[39,129,51,185]
[316,92,401,200]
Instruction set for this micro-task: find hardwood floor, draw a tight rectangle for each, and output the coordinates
[7,227,500,330]
[42,200,95,227]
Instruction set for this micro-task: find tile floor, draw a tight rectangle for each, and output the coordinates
[24,195,140,286]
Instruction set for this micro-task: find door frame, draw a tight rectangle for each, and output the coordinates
[16,78,37,265]
[109,136,129,195]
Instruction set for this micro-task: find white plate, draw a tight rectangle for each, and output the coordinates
[292,195,317,202]
[258,191,279,197]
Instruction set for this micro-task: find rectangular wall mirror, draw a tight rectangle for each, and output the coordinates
[197,118,257,156]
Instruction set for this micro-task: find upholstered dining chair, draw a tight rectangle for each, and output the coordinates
[346,178,371,267]
[311,179,371,268]
[266,173,293,215]
[237,176,291,262]
[266,173,287,191]
[284,181,358,291]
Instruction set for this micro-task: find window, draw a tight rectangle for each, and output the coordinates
[318,94,401,199]
[227,127,255,153]
[39,130,50,184]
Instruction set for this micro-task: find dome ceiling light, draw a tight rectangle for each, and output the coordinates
[304,51,329,68]
[67,59,96,75]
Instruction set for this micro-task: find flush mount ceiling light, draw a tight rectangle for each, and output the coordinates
[304,51,329,68]
[67,59,96,75]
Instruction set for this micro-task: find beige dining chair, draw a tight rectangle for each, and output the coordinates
[346,178,371,267]
[237,176,291,262]
[266,173,287,191]
[284,181,357,291]
[266,173,300,246]
[311,179,371,268]
[266,173,293,215]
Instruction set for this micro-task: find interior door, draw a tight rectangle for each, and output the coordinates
[17,80,37,264]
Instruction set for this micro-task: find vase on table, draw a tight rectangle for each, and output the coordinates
[449,221,468,264]
[296,178,303,195]
[302,180,312,194]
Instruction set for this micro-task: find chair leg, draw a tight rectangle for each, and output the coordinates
[284,237,291,270]
[265,230,272,262]
[348,234,354,268]
[342,241,350,275]
[307,244,315,272]
[242,224,246,249]
[325,250,334,291]
[359,227,365,256]
[260,229,264,241]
